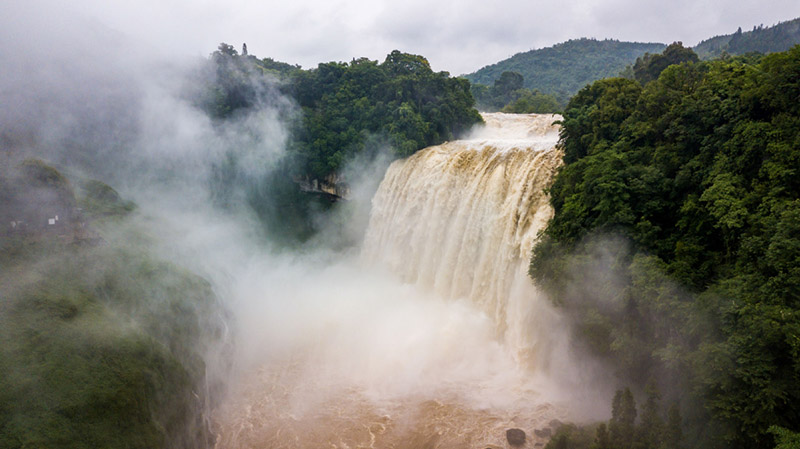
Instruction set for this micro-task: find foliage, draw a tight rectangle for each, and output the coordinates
[501,89,562,113]
[555,387,681,449]
[287,50,482,179]
[610,388,637,448]
[544,423,598,449]
[531,46,800,448]
[633,42,699,84]
[245,160,341,245]
[770,426,800,449]
[199,45,482,242]
[470,71,563,112]
[0,236,224,448]
[78,179,136,218]
[464,39,665,105]
[199,42,296,119]
[695,18,800,59]
[200,45,482,241]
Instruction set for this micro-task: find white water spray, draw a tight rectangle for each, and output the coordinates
[362,113,563,366]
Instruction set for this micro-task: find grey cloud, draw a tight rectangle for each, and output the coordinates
[5,0,800,82]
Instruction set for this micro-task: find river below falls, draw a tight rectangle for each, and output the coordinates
[212,360,565,449]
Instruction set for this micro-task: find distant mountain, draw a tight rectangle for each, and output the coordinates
[694,18,800,59]
[463,38,665,103]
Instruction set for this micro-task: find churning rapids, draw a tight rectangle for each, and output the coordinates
[213,113,600,449]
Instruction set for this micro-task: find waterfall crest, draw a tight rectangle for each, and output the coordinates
[362,112,562,361]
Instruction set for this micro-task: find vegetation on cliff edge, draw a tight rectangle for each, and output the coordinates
[530,45,800,449]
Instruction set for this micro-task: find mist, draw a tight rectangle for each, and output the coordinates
[1,3,619,448]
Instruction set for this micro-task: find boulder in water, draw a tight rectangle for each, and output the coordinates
[506,428,526,446]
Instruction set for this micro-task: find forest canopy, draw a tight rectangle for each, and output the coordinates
[530,45,800,449]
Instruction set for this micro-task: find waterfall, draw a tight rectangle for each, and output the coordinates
[362,112,563,365]
[213,113,578,449]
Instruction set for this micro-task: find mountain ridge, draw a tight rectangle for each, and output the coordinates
[463,38,666,103]
[464,17,800,102]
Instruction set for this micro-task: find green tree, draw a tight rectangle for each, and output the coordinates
[638,384,664,449]
[633,42,699,84]
[531,45,800,449]
[769,426,800,449]
[610,388,637,449]
[663,404,683,449]
[594,423,611,449]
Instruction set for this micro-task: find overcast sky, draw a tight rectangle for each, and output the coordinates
[8,0,800,75]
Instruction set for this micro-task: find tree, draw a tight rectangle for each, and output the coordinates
[638,384,664,449]
[633,42,698,84]
[769,426,800,449]
[594,423,611,449]
[286,51,481,178]
[663,404,682,449]
[610,388,637,449]
[494,71,524,95]
[216,42,237,57]
[382,50,432,75]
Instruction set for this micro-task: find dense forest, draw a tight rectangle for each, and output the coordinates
[464,39,666,105]
[530,44,800,449]
[695,18,800,59]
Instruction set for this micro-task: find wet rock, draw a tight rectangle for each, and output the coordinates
[506,428,526,446]
[548,419,564,431]
[534,428,552,438]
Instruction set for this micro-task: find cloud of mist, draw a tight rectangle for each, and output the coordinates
[536,230,714,417]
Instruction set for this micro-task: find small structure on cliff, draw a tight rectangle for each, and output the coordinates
[295,174,349,201]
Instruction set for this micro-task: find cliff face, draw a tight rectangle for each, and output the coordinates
[296,173,350,200]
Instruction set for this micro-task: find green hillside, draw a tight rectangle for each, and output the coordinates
[531,45,800,449]
[463,38,665,104]
[694,17,800,59]
[0,160,223,449]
